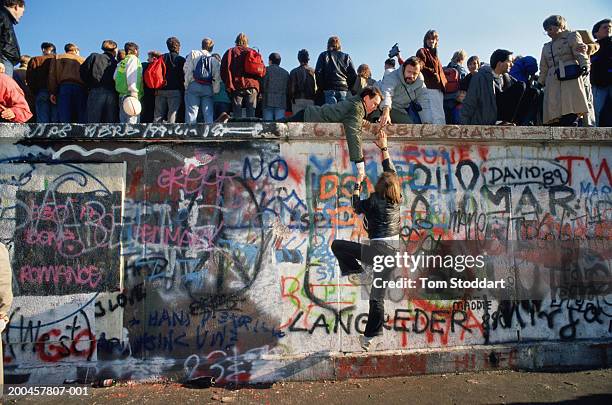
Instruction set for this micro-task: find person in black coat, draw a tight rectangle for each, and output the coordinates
[315,36,357,105]
[0,0,25,78]
[331,130,402,351]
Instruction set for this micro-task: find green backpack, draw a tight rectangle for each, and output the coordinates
[115,55,143,98]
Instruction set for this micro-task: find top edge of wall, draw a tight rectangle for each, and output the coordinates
[0,123,610,143]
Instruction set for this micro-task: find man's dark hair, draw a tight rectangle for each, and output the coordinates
[41,42,56,53]
[64,43,78,53]
[593,18,611,36]
[124,42,139,55]
[297,49,309,64]
[467,55,480,67]
[385,58,396,68]
[3,0,25,7]
[360,86,382,100]
[490,49,513,70]
[403,56,423,69]
[101,40,118,52]
[148,50,161,59]
[166,37,180,53]
[269,52,281,65]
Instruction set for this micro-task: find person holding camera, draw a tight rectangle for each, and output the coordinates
[378,56,431,126]
[539,15,590,126]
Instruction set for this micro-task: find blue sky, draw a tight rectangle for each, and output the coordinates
[16,0,610,79]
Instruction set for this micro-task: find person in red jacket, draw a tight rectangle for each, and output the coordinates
[220,32,262,119]
[416,30,447,124]
[0,63,32,122]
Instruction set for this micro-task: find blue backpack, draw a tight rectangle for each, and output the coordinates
[193,54,213,84]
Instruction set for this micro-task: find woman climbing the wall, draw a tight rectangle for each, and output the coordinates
[331,130,402,351]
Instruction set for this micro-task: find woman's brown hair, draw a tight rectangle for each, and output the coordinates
[375,172,401,204]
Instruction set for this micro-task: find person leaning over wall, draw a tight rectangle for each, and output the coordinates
[279,86,382,180]
[0,242,14,393]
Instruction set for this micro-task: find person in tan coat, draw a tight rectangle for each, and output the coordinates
[539,15,590,126]
[48,43,86,123]
[0,243,13,391]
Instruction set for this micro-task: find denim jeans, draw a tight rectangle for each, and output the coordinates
[35,90,57,123]
[185,82,214,124]
[1,57,13,78]
[331,239,396,338]
[324,90,348,105]
[231,88,257,118]
[593,85,612,127]
[119,96,140,124]
[154,89,182,123]
[58,83,87,123]
[87,87,119,123]
[263,107,285,121]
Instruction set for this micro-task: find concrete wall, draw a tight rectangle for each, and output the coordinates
[0,123,610,384]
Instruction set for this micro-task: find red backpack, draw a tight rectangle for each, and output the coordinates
[243,48,266,78]
[144,56,167,89]
[443,67,460,93]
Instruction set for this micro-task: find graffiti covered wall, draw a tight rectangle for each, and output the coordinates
[0,123,610,384]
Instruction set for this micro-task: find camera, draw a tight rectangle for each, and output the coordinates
[409,100,423,112]
[388,43,400,58]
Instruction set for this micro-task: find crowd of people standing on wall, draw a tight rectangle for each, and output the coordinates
[0,1,610,127]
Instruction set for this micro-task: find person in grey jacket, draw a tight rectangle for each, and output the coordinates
[461,49,526,125]
[262,52,289,121]
[378,56,431,125]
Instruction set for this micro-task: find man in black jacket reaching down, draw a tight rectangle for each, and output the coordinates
[80,40,119,123]
[315,36,357,105]
[0,0,25,78]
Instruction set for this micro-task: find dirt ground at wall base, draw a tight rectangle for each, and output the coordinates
[4,368,612,405]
